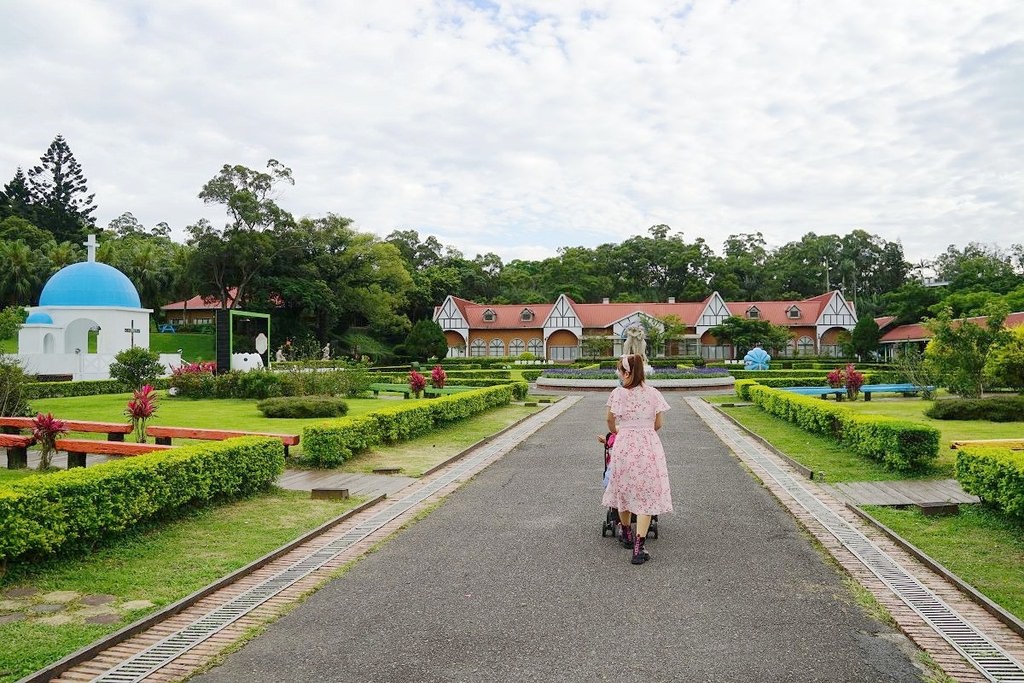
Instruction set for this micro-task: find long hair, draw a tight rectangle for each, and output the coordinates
[618,353,645,389]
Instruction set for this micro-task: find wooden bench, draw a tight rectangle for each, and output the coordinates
[950,439,1024,451]
[861,383,935,401]
[55,438,174,468]
[1,433,37,469]
[145,426,300,457]
[0,417,133,441]
[781,386,847,400]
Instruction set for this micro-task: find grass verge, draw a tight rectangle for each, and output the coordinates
[337,404,540,476]
[863,505,1024,623]
[0,489,362,683]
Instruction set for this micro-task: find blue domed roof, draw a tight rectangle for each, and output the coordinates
[25,312,54,324]
[39,262,141,308]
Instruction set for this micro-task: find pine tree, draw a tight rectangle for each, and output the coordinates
[0,167,35,222]
[27,135,96,243]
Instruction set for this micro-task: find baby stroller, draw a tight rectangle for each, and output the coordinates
[600,432,658,539]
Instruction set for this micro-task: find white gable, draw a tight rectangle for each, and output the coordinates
[695,292,730,334]
[612,312,664,337]
[815,291,857,328]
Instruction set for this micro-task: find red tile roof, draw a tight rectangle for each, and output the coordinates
[880,311,1024,343]
[874,316,896,330]
[575,301,707,328]
[459,302,555,329]
[162,290,234,310]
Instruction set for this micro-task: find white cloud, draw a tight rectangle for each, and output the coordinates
[0,0,1021,265]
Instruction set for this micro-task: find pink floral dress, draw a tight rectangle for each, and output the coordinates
[601,384,673,515]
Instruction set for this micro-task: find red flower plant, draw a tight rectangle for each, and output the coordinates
[408,370,427,398]
[31,412,68,470]
[843,363,865,398]
[826,368,844,388]
[430,365,447,389]
[125,384,159,443]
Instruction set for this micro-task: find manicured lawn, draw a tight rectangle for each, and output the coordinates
[27,393,416,455]
[149,332,216,362]
[340,404,538,476]
[0,337,15,354]
[713,403,907,482]
[708,394,1024,479]
[0,489,362,683]
[864,505,1024,623]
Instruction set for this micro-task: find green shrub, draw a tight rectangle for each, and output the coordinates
[734,379,758,400]
[747,384,939,472]
[522,370,543,382]
[925,396,1024,422]
[108,347,165,390]
[258,396,349,418]
[301,384,516,468]
[0,356,30,416]
[25,377,170,400]
[0,437,284,563]
[956,446,1024,518]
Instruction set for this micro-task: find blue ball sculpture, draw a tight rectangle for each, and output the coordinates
[743,347,771,371]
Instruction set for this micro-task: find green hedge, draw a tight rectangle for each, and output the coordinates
[257,396,349,418]
[747,385,939,472]
[956,446,1024,518]
[302,384,522,468]
[522,370,543,382]
[0,437,284,564]
[925,396,1024,422]
[25,378,171,400]
[734,379,758,400]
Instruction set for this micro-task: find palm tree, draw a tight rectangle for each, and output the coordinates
[0,240,43,305]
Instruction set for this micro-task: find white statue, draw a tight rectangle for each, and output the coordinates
[321,343,331,360]
[622,324,654,375]
[275,346,286,363]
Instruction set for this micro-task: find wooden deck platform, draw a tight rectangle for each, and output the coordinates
[823,479,980,506]
[276,469,416,498]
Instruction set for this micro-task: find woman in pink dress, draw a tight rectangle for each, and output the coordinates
[601,353,673,565]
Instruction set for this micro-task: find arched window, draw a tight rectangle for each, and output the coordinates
[528,339,543,356]
[509,338,525,356]
[490,338,505,356]
[796,336,815,355]
[470,339,486,356]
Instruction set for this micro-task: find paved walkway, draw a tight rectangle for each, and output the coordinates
[194,393,926,683]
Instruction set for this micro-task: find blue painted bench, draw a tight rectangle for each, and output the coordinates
[782,386,846,400]
[861,384,935,401]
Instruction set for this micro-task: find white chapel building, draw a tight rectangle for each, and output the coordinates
[16,235,173,380]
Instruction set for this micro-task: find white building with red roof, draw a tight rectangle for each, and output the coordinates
[434,290,858,361]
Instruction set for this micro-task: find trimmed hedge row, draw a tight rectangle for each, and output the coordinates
[25,378,170,400]
[257,396,349,418]
[302,383,524,468]
[0,437,284,564]
[746,385,939,472]
[955,446,1024,518]
[521,370,543,382]
[925,396,1024,422]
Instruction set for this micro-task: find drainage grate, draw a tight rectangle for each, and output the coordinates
[689,398,1024,683]
[89,398,578,683]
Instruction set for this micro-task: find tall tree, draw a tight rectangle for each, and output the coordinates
[1,168,36,222]
[27,135,96,243]
[191,160,296,308]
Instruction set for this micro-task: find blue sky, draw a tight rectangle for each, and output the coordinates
[1,1,1021,264]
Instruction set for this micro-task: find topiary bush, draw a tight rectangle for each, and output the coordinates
[924,396,1024,422]
[257,396,350,418]
[109,347,165,391]
[956,445,1024,518]
[0,437,284,564]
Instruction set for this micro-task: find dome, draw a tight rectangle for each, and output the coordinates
[25,312,54,324]
[39,262,141,308]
